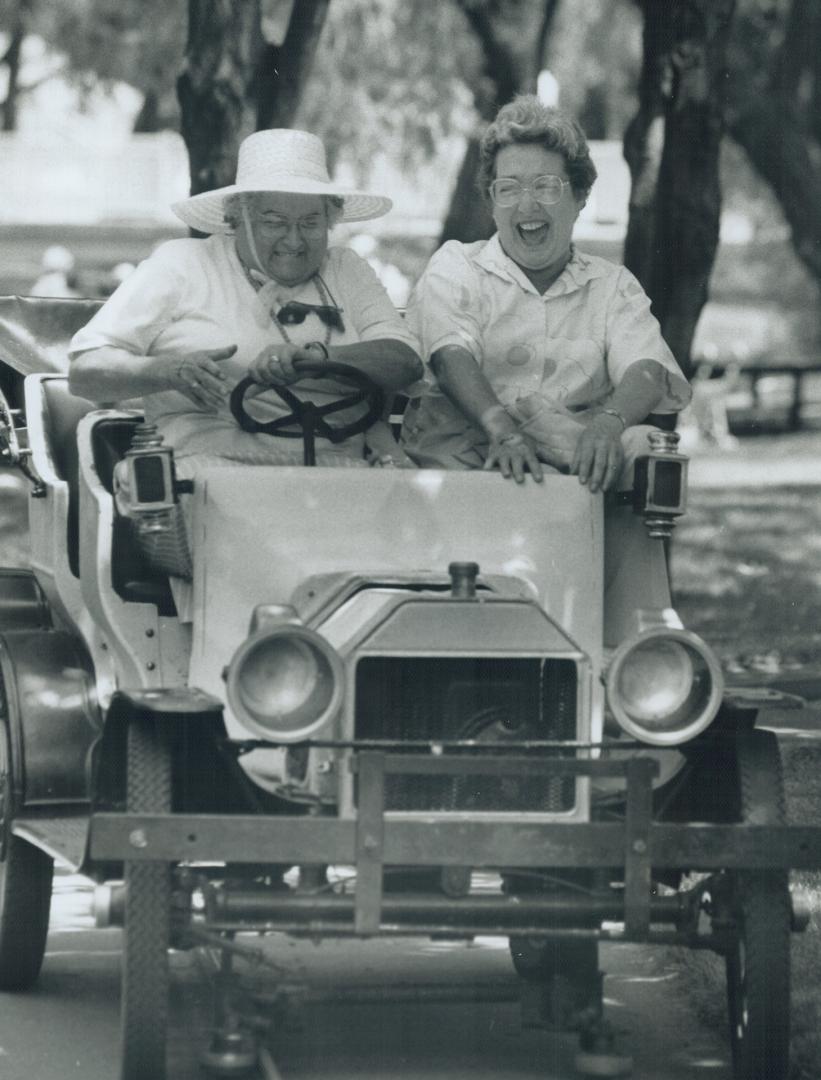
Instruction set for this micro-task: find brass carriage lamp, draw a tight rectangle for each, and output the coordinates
[632,429,688,539]
[123,422,193,533]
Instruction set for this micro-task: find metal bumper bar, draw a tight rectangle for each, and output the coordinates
[89,752,821,938]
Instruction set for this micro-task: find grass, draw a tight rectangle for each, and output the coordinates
[671,484,821,676]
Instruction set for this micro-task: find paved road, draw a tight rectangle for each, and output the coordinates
[0,873,733,1080]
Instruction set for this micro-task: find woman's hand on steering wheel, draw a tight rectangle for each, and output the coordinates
[230,358,385,452]
[249,343,328,387]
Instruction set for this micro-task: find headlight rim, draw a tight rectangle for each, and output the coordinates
[605,626,724,747]
[226,624,345,742]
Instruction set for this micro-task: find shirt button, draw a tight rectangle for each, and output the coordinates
[506,344,533,366]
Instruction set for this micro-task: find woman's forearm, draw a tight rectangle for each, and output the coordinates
[430,345,518,438]
[326,339,422,392]
[607,358,673,427]
[69,347,173,402]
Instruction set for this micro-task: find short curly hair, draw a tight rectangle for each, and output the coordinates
[478,95,597,203]
[223,192,345,231]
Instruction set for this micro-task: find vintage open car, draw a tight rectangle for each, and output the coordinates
[1,294,820,1080]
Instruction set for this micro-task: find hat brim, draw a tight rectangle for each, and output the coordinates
[171,180,392,233]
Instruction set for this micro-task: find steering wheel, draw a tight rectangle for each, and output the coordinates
[229,360,384,466]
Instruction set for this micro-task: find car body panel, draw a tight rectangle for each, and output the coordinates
[189,466,604,734]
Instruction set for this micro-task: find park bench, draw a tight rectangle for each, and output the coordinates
[695,357,821,432]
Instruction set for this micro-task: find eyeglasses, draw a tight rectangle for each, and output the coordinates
[276,301,345,331]
[488,174,570,207]
[251,216,327,238]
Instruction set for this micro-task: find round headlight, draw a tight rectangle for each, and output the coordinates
[226,626,344,741]
[606,629,723,746]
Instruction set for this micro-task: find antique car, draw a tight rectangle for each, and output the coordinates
[1,294,820,1080]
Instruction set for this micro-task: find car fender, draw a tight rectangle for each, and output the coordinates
[0,627,99,806]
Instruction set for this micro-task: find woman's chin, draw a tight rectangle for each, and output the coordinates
[267,257,317,286]
[511,247,565,272]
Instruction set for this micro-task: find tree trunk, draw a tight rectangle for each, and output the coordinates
[177,1,264,199]
[728,102,821,286]
[624,0,736,382]
[1,1,31,133]
[254,0,330,130]
[727,0,821,287]
[176,0,328,207]
[439,0,561,245]
[439,136,496,245]
[133,90,160,133]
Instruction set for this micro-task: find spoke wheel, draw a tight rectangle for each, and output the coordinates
[120,715,172,1080]
[0,713,53,991]
[725,730,790,1080]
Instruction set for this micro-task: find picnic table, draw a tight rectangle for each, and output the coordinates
[696,359,821,432]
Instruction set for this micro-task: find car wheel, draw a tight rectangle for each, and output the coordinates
[120,714,172,1080]
[725,730,790,1080]
[0,718,53,990]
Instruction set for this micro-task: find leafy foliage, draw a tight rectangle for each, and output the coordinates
[296,0,481,180]
[48,0,186,129]
[547,0,641,138]
[0,0,186,130]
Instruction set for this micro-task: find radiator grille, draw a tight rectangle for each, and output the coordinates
[354,657,578,813]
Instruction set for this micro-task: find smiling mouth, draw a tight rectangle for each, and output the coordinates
[516,221,550,244]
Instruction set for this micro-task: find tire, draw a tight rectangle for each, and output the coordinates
[120,715,172,1080]
[0,718,53,990]
[725,730,790,1080]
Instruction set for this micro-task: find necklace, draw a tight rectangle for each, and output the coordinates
[241,259,337,350]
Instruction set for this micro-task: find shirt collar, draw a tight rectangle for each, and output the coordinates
[475,234,611,298]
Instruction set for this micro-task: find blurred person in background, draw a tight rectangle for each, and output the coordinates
[30,245,80,298]
[102,261,137,297]
[401,95,692,645]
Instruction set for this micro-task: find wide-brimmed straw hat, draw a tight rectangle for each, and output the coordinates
[171,129,392,234]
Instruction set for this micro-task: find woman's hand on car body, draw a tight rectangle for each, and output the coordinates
[571,411,625,493]
[484,431,543,484]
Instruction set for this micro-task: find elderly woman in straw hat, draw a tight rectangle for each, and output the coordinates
[68,128,422,470]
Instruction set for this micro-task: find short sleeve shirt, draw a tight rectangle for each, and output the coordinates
[69,234,417,463]
[401,236,691,467]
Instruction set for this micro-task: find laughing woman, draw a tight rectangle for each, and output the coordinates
[401,96,692,644]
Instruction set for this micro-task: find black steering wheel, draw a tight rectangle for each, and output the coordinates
[229,360,384,466]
